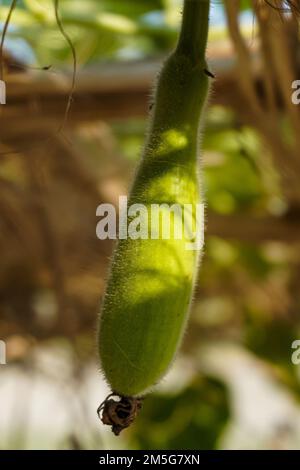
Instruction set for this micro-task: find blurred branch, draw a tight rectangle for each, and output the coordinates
[224,0,300,206]
[256,1,300,151]
[223,0,262,116]
[22,148,68,319]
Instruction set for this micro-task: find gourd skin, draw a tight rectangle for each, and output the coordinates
[98,52,209,397]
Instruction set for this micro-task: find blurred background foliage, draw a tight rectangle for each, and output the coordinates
[1,0,300,450]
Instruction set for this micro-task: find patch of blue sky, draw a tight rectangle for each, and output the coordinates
[0,21,35,62]
[141,2,253,28]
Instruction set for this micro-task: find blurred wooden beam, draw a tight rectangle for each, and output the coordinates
[207,211,300,243]
[0,49,255,133]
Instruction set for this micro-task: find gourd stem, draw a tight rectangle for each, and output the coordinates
[176,0,210,63]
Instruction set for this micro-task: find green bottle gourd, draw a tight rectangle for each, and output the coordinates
[97,0,211,434]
